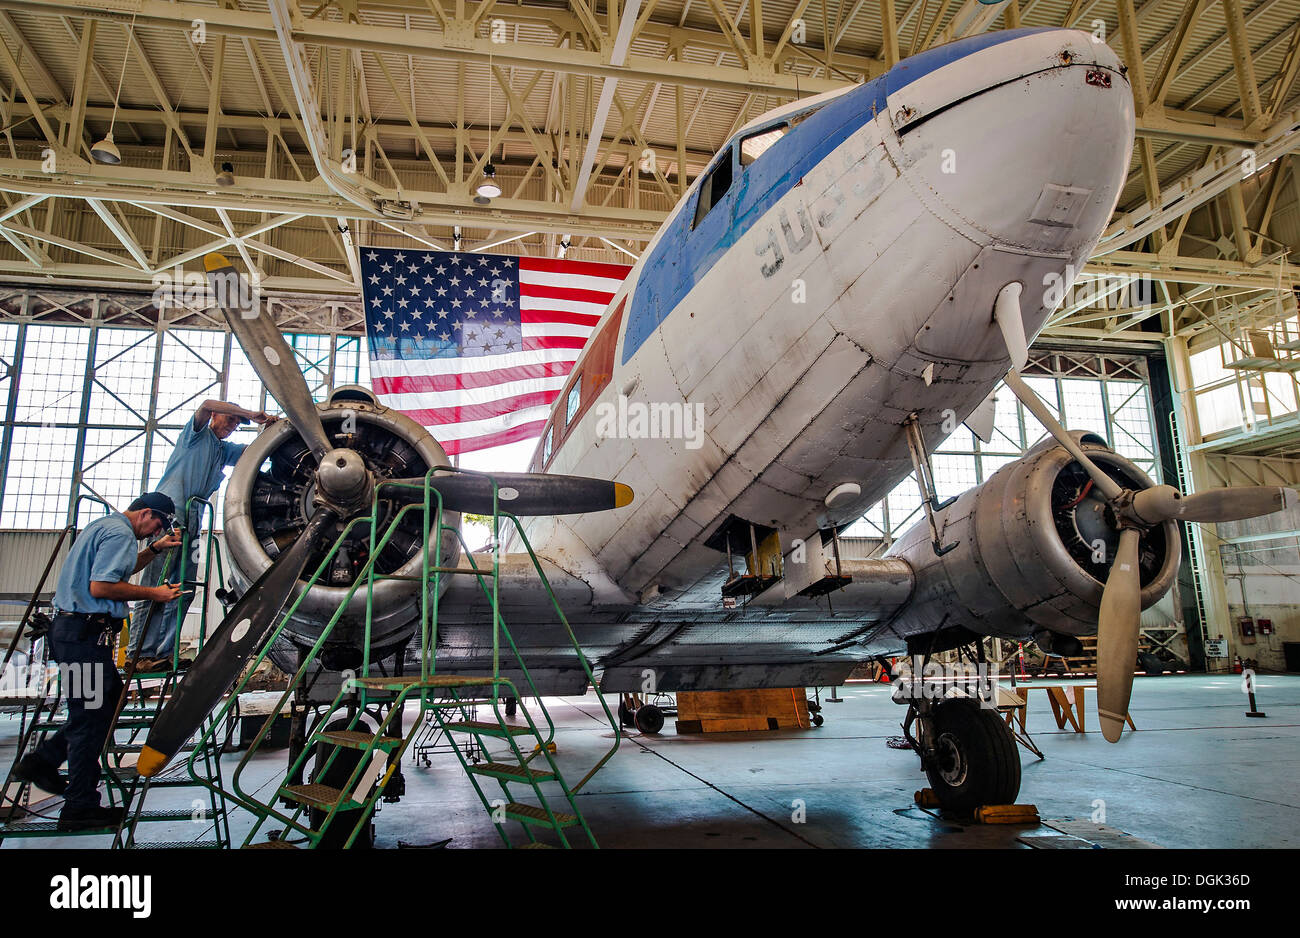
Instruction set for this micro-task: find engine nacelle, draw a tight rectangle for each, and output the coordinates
[223,387,461,665]
[884,432,1179,641]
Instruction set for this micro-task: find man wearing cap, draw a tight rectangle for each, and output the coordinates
[13,494,182,830]
[130,399,275,672]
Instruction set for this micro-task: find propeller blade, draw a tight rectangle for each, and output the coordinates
[1003,369,1124,502]
[1097,526,1142,743]
[1176,486,1298,523]
[203,253,332,461]
[137,508,339,776]
[385,472,634,516]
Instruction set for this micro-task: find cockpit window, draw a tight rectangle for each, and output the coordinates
[692,147,733,228]
[740,125,787,165]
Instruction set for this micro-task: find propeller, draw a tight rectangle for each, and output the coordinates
[203,253,333,460]
[138,253,635,775]
[994,283,1296,741]
[1132,483,1297,524]
[1096,527,1141,742]
[137,508,339,775]
[385,471,634,516]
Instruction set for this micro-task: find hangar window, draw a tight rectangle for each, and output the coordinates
[565,378,582,426]
[692,148,733,228]
[740,125,788,166]
[543,425,553,464]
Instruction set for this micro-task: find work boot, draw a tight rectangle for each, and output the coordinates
[13,754,67,796]
[56,804,127,832]
[135,657,171,673]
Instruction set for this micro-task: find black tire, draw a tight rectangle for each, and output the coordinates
[923,699,1021,815]
[812,714,824,727]
[617,700,635,728]
[634,704,665,734]
[1138,652,1164,676]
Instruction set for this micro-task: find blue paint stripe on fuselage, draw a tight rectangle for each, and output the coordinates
[620,27,1059,366]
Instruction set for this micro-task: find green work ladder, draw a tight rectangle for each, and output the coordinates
[184,468,621,848]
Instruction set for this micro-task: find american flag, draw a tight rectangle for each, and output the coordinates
[361,248,631,455]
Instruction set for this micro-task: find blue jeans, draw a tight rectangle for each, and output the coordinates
[30,615,125,812]
[129,524,200,659]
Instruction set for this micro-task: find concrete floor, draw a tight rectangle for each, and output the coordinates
[2,672,1297,849]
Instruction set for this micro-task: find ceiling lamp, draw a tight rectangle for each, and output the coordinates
[476,163,502,199]
[94,12,137,166]
[216,161,235,187]
[91,132,121,165]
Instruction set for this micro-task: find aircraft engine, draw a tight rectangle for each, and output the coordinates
[222,387,462,670]
[884,432,1180,642]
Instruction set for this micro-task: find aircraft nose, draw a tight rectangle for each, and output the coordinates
[883,28,1135,255]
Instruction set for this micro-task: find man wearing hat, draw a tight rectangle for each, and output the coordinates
[130,399,275,672]
[13,493,182,830]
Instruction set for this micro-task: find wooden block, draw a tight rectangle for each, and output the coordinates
[974,804,1040,824]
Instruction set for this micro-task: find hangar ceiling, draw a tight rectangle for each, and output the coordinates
[0,0,1297,349]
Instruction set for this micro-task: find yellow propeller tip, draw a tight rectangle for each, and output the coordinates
[202,252,234,272]
[136,745,168,778]
[614,483,634,508]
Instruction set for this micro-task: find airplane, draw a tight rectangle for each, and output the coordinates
[139,25,1296,817]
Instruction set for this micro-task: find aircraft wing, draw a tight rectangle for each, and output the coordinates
[431,548,916,694]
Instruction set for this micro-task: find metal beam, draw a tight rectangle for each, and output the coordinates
[571,0,642,211]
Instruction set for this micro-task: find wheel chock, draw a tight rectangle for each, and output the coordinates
[532,741,557,755]
[914,788,941,808]
[973,804,1040,824]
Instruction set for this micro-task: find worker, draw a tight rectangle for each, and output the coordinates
[13,493,181,831]
[130,400,274,672]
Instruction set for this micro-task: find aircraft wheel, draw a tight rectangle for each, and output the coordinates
[634,704,665,735]
[1138,652,1164,676]
[812,713,824,727]
[617,700,635,728]
[923,699,1020,815]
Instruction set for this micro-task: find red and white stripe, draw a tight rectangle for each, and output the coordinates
[370,256,629,455]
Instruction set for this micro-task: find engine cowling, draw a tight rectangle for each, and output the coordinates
[223,387,461,666]
[884,432,1180,641]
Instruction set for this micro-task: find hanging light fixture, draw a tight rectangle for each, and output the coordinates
[476,163,501,199]
[92,13,137,165]
[216,161,235,187]
[476,45,502,200]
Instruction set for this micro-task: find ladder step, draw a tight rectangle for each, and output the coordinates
[131,807,225,823]
[444,721,534,738]
[115,767,204,788]
[504,803,579,828]
[244,840,301,849]
[468,762,556,784]
[128,839,222,850]
[314,730,403,751]
[0,819,119,836]
[279,783,363,811]
[108,742,195,754]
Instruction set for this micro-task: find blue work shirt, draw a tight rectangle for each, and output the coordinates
[156,417,246,527]
[53,513,140,617]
